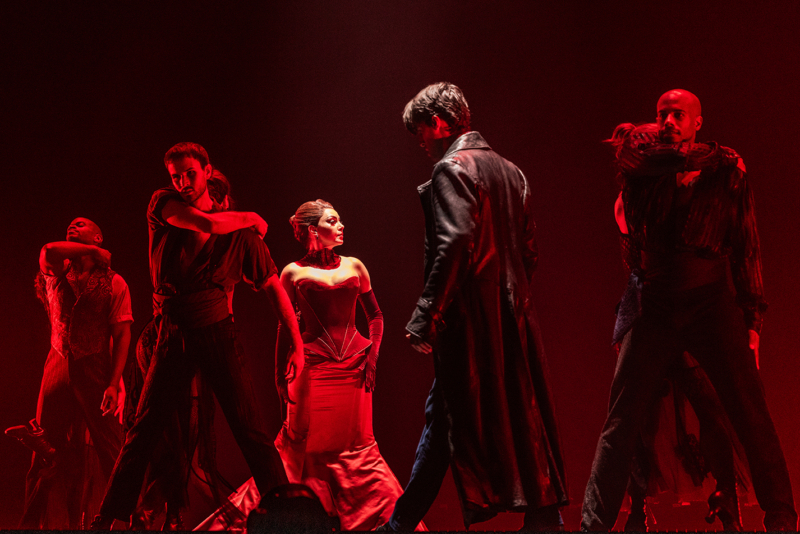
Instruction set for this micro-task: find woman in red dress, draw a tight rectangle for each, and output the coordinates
[198,199,424,532]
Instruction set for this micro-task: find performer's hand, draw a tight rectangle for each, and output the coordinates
[406,333,432,354]
[249,213,268,239]
[114,377,126,425]
[365,362,377,393]
[280,345,305,404]
[101,385,119,416]
[276,375,291,405]
[749,329,760,370]
[95,248,112,268]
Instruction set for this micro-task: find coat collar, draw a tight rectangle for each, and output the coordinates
[417,131,490,195]
[442,131,490,158]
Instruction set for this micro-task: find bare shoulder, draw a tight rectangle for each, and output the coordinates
[341,256,371,292]
[341,256,367,272]
[281,262,302,281]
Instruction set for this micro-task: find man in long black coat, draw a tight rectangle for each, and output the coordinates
[382,82,568,531]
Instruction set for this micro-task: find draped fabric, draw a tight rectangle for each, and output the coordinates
[635,360,753,502]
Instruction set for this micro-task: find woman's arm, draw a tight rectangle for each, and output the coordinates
[353,258,383,392]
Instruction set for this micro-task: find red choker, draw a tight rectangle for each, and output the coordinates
[298,249,341,270]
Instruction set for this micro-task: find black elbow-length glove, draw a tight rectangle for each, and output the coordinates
[358,289,383,392]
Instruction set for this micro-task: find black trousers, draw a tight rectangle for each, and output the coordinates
[99,316,288,521]
[21,348,123,528]
[582,281,796,530]
[388,379,450,531]
[628,359,738,503]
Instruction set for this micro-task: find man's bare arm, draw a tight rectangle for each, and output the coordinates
[39,242,111,276]
[264,274,304,383]
[161,199,268,237]
[101,321,131,418]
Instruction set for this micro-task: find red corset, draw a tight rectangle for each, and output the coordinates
[296,276,371,365]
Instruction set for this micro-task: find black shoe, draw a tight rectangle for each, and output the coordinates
[375,523,395,531]
[624,512,647,532]
[89,514,115,530]
[5,419,56,464]
[521,504,564,531]
[162,509,184,531]
[129,509,156,530]
[706,489,742,531]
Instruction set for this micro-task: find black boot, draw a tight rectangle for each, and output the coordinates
[89,514,115,530]
[162,502,184,531]
[706,487,742,531]
[5,419,57,464]
[129,508,157,530]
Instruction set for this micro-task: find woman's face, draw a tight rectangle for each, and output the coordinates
[311,208,344,248]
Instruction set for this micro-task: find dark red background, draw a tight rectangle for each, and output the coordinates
[2,2,799,530]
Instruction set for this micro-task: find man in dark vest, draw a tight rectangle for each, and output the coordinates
[380,83,568,531]
[11,217,132,528]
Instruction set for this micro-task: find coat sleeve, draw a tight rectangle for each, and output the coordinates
[406,160,479,341]
[728,161,767,333]
[520,169,538,284]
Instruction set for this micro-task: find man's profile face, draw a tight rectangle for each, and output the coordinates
[656,90,702,143]
[168,156,210,205]
[66,217,102,245]
[415,116,452,162]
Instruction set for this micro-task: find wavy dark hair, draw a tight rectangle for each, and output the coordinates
[208,168,234,211]
[403,82,471,135]
[605,122,660,185]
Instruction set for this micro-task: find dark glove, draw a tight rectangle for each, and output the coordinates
[358,289,383,392]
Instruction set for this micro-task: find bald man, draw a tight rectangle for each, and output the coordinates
[581,90,797,531]
[10,217,132,529]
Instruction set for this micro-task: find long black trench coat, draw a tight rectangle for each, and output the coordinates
[406,131,569,525]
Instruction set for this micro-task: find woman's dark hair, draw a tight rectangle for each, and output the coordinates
[605,122,660,186]
[208,168,234,211]
[402,82,471,135]
[604,122,659,156]
[290,199,334,244]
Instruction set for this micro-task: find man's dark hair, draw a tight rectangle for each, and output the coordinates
[403,82,471,135]
[164,142,210,168]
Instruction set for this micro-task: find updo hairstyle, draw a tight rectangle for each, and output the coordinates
[290,199,334,244]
